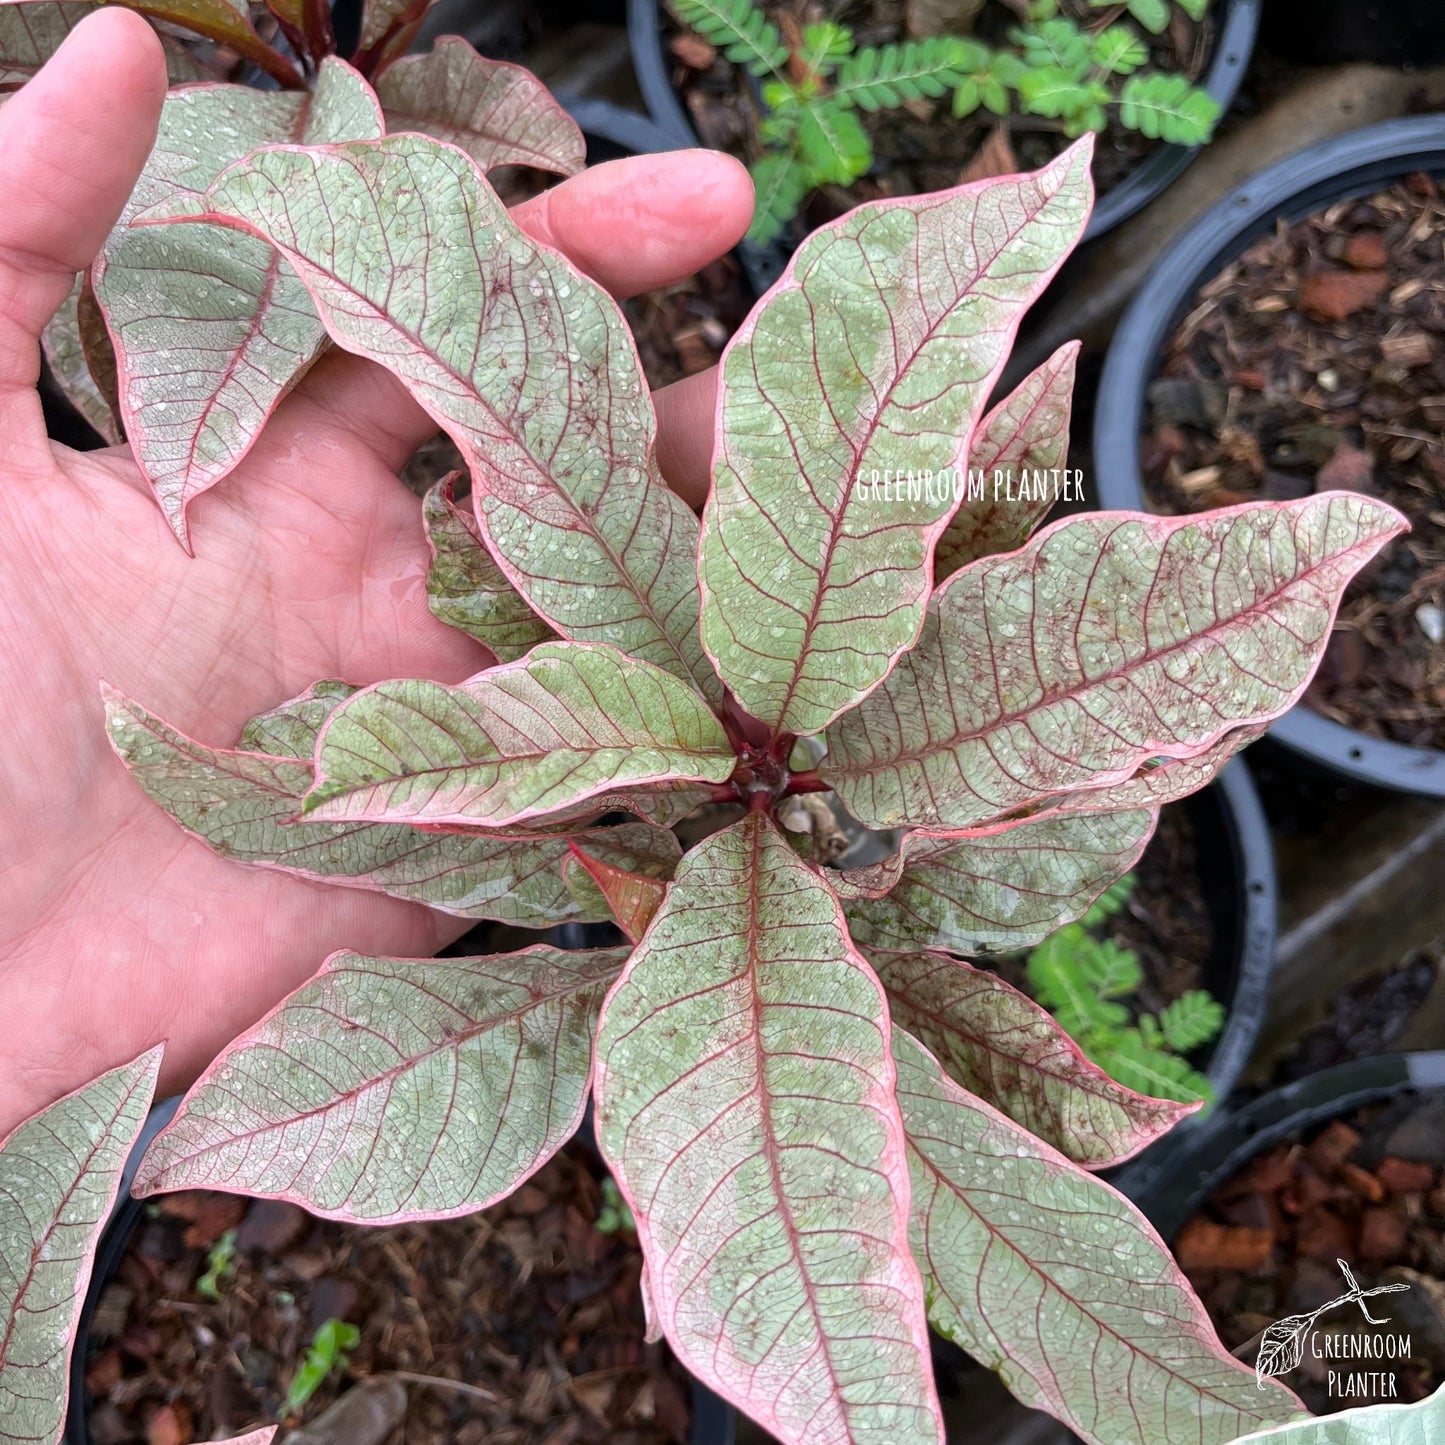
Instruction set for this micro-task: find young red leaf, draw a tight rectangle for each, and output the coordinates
[162,134,715,694]
[103,686,614,926]
[893,1031,1304,1444]
[594,813,943,1445]
[376,37,584,175]
[833,807,1156,954]
[120,0,298,84]
[564,842,668,942]
[825,495,1407,829]
[423,474,555,662]
[93,61,383,548]
[41,272,122,444]
[874,950,1192,1167]
[302,643,734,828]
[133,947,623,1221]
[933,341,1079,579]
[0,1047,162,1445]
[697,142,1093,738]
[353,0,435,70]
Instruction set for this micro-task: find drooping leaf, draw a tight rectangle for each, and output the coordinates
[934,341,1078,579]
[375,37,585,175]
[873,950,1191,1167]
[893,1031,1304,1445]
[564,839,671,942]
[41,272,123,444]
[594,813,943,1445]
[1222,1383,1444,1444]
[92,61,384,548]
[824,494,1407,829]
[168,134,715,695]
[303,643,734,828]
[0,1047,161,1445]
[422,475,555,662]
[1040,727,1266,817]
[834,807,1155,954]
[133,947,623,1221]
[697,141,1093,737]
[103,687,616,926]
[237,678,357,757]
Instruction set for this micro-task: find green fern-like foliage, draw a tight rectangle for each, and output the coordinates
[668,0,1221,245]
[671,0,787,77]
[833,37,986,110]
[1024,874,1226,1110]
[1119,70,1220,143]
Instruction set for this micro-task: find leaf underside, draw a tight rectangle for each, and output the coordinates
[134,947,624,1222]
[0,3,92,88]
[893,1031,1303,1445]
[41,272,123,443]
[594,813,943,1445]
[934,340,1079,579]
[836,807,1156,954]
[103,686,621,926]
[423,475,555,662]
[375,37,585,175]
[874,950,1191,1167]
[698,141,1094,736]
[303,642,734,828]
[92,62,384,546]
[824,494,1406,829]
[0,1048,161,1445]
[173,134,716,696]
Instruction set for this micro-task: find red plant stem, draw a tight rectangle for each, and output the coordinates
[781,772,832,797]
[302,0,335,67]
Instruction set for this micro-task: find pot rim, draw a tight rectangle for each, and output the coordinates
[625,0,1259,275]
[1093,114,1445,798]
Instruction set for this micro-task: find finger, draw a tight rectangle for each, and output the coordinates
[653,368,720,509]
[511,150,754,299]
[0,10,165,408]
[287,150,753,475]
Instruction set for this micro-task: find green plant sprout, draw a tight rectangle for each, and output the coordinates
[672,0,1218,242]
[1026,874,1225,1109]
[285,1318,361,1415]
[594,1176,637,1235]
[196,1228,237,1303]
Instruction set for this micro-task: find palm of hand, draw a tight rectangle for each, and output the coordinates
[0,9,748,1131]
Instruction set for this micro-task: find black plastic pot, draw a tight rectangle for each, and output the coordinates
[1260,0,1445,68]
[1093,116,1445,799]
[1119,1050,1445,1231]
[65,1097,736,1445]
[626,0,1259,293]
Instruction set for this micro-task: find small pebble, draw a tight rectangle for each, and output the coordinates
[1417,603,1444,645]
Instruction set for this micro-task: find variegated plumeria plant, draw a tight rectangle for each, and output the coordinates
[0,130,1407,1445]
[1,0,583,548]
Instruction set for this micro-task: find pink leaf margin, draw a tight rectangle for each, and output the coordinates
[130,947,608,1226]
[591,815,945,1444]
[0,1045,163,1445]
[697,136,1097,738]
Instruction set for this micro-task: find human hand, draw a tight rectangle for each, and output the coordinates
[0,9,747,1135]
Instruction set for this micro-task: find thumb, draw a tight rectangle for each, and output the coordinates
[0,7,165,423]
